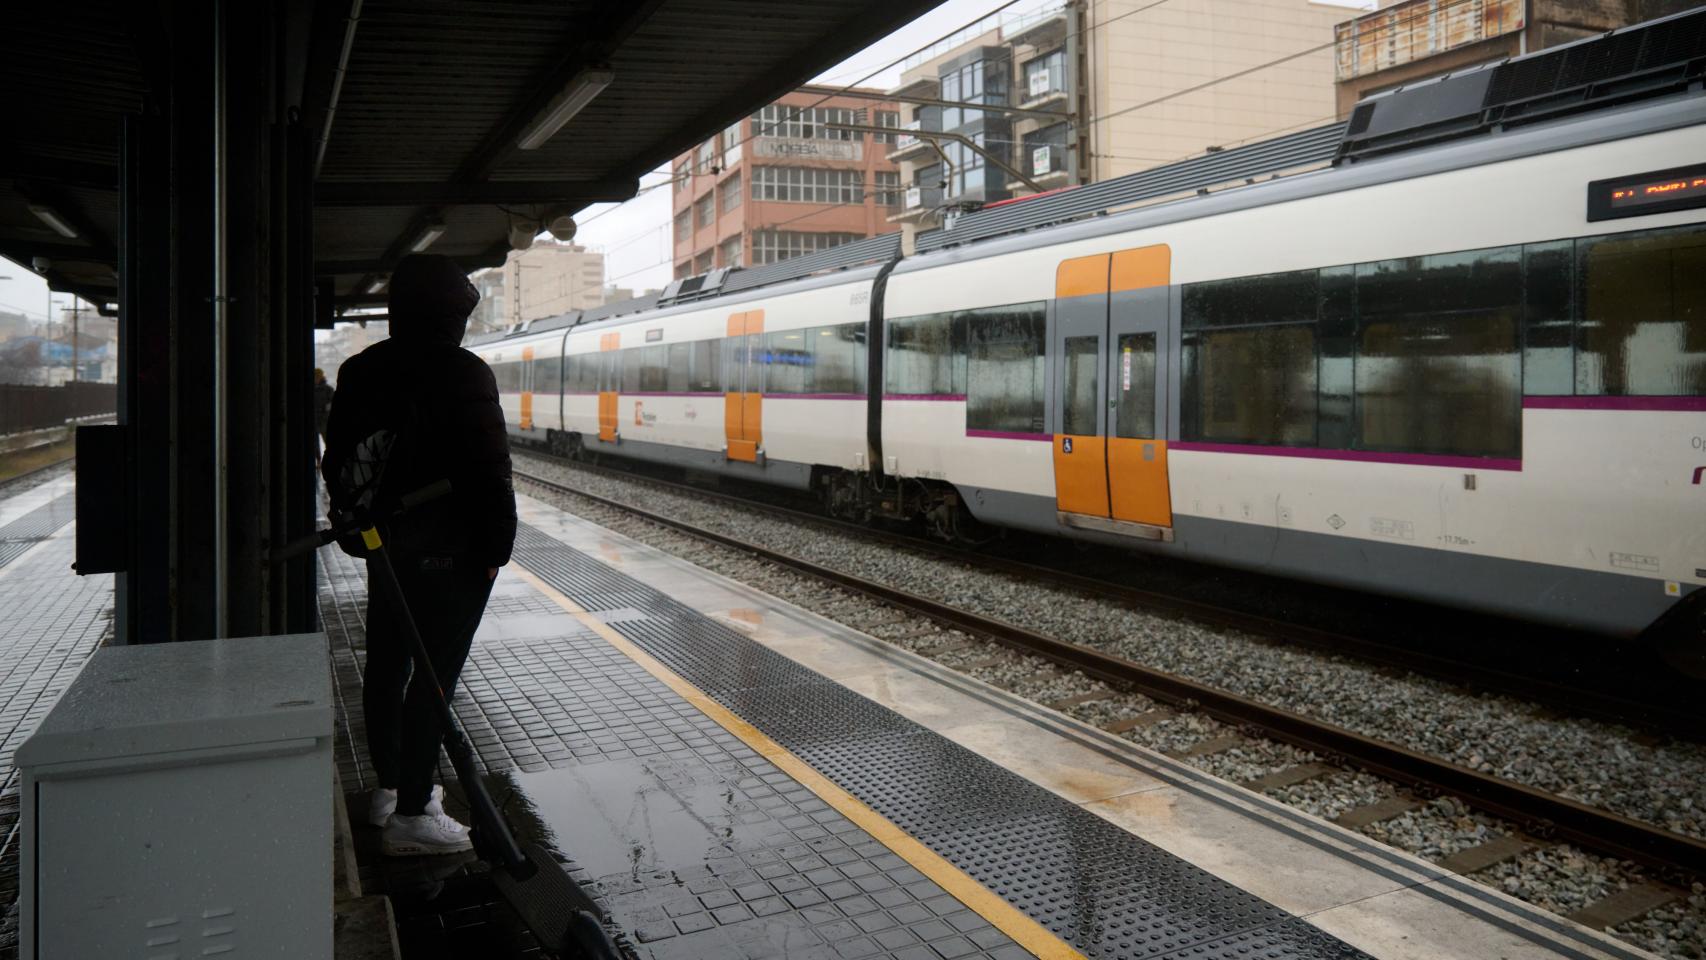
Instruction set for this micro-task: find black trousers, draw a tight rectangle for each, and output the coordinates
[363,557,494,815]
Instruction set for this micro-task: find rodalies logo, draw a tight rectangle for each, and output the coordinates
[633,400,657,427]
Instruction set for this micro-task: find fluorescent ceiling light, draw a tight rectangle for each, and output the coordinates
[516,68,615,150]
[28,204,79,239]
[410,222,446,252]
[366,278,387,294]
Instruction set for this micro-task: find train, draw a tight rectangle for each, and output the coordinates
[468,15,1706,666]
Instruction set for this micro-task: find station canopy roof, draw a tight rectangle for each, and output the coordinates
[1,0,944,312]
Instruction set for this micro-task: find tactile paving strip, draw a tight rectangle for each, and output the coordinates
[0,494,74,568]
[319,544,1029,960]
[511,523,1374,960]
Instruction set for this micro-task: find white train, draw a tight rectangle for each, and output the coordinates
[472,17,1706,665]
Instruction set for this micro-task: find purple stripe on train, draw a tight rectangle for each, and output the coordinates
[1522,396,1706,412]
[883,394,968,402]
[1170,441,1522,472]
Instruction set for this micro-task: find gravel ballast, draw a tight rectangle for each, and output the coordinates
[514,454,1706,959]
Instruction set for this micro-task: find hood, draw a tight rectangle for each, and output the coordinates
[388,254,480,345]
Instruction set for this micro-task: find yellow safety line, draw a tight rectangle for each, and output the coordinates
[510,563,1085,960]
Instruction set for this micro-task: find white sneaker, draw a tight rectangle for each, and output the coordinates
[366,784,446,827]
[382,811,474,856]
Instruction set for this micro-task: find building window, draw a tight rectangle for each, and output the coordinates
[673,210,690,245]
[720,236,742,269]
[1022,49,1065,100]
[1023,123,1069,177]
[674,261,691,280]
[750,104,860,141]
[874,170,902,207]
[694,252,713,274]
[696,193,714,228]
[939,58,1006,129]
[695,139,716,174]
[750,166,865,204]
[721,173,742,212]
[673,161,688,193]
[872,110,901,144]
[722,123,742,170]
[749,230,861,265]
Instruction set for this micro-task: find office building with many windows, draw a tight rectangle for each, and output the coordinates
[671,88,901,277]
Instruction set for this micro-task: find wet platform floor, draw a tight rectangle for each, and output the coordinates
[325,494,1653,960]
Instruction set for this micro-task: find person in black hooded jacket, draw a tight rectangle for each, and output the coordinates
[321,253,516,857]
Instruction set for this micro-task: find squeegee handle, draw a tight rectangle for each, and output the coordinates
[272,479,453,563]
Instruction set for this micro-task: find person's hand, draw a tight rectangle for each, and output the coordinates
[487,567,499,580]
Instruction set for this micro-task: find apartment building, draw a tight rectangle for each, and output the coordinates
[467,242,606,333]
[672,88,902,277]
[887,0,1354,224]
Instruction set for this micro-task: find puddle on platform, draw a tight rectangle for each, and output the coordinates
[502,758,750,884]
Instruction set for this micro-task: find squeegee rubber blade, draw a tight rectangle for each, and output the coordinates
[489,841,615,956]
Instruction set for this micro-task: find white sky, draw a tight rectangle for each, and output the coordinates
[574,0,1048,296]
[3,0,1370,322]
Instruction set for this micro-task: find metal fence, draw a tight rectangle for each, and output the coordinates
[0,382,118,437]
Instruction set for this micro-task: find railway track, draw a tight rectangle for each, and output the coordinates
[513,459,1706,923]
[0,454,75,496]
[521,452,1699,740]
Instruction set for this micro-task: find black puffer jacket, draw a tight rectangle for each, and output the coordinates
[321,255,516,569]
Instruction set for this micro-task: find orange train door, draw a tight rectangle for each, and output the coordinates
[597,332,620,442]
[1051,246,1173,541]
[519,345,535,430]
[724,310,764,462]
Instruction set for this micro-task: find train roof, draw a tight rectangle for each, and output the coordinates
[467,8,1706,346]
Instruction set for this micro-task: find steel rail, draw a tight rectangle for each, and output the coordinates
[515,464,1706,881]
[0,455,76,494]
[515,453,1699,740]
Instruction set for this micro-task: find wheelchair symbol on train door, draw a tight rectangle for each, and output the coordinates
[1062,437,1073,454]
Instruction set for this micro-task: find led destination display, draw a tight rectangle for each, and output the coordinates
[1589,162,1706,221]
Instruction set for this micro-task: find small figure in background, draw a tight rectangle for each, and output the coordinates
[312,368,335,466]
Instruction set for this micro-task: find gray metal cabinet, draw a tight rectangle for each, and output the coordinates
[17,633,333,959]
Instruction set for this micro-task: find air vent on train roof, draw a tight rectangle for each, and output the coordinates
[1335,7,1706,164]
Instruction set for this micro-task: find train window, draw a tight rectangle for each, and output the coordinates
[1194,326,1316,445]
[723,335,753,393]
[640,345,668,392]
[1575,224,1706,396]
[1061,336,1099,436]
[690,339,722,392]
[1522,241,1574,395]
[1113,332,1156,440]
[1354,247,1521,458]
[1356,316,1520,457]
[1183,270,1317,327]
[764,330,813,395]
[1316,266,1356,450]
[965,304,1045,434]
[666,342,691,392]
[572,353,598,393]
[621,349,642,393]
[535,355,561,392]
[491,360,521,393]
[886,314,960,396]
[813,323,865,395]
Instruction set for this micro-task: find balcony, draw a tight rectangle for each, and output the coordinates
[905,185,941,209]
[887,120,935,162]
